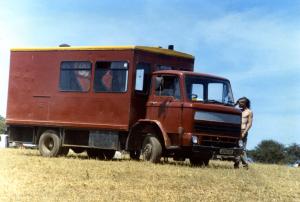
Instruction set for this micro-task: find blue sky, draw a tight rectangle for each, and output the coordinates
[0,0,299,149]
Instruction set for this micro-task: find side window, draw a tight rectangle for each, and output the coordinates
[135,63,151,93]
[59,61,91,92]
[94,61,128,92]
[155,76,181,100]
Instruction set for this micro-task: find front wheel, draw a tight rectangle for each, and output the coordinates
[142,135,162,163]
[39,130,62,157]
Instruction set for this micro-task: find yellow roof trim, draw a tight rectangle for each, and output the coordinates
[11,45,194,59]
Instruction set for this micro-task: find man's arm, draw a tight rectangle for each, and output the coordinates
[241,110,253,138]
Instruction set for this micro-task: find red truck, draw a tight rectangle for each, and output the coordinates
[6,45,242,165]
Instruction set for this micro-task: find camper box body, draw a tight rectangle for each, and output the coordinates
[6,46,194,148]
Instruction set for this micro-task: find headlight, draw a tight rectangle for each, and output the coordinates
[238,140,244,148]
[192,136,198,144]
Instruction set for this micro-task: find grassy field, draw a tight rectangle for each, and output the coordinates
[0,148,299,202]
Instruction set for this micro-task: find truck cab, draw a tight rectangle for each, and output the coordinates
[127,70,242,165]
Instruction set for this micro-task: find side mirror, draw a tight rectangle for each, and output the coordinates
[155,76,164,91]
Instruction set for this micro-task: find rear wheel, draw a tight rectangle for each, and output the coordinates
[142,135,162,163]
[39,130,62,157]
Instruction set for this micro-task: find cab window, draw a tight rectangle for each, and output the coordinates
[155,76,180,100]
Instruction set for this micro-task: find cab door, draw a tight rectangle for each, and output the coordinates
[146,74,183,136]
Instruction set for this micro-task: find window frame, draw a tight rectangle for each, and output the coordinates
[135,62,151,95]
[59,61,92,93]
[93,60,129,93]
[154,74,181,100]
[184,75,234,105]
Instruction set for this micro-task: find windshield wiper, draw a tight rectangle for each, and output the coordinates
[205,99,235,106]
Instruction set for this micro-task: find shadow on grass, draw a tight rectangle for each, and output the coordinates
[64,155,235,169]
[18,148,235,169]
[160,159,235,169]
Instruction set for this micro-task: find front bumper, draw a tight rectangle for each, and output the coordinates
[191,144,243,156]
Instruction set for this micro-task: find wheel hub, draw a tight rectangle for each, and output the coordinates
[143,144,152,160]
[45,138,54,151]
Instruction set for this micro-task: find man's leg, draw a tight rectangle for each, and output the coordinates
[234,157,240,168]
[241,138,249,168]
[240,151,248,167]
[234,153,241,168]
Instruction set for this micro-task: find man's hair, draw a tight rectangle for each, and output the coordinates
[238,97,251,109]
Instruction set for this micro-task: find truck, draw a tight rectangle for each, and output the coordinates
[6,45,242,166]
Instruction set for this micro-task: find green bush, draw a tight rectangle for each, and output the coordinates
[248,140,300,164]
[0,115,6,134]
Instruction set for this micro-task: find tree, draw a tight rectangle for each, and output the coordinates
[0,115,6,134]
[285,143,300,163]
[250,140,286,164]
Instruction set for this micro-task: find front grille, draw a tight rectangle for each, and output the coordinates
[194,121,240,136]
[201,135,237,148]
[194,121,240,148]
[194,124,240,134]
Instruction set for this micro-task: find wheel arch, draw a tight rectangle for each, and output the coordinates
[126,119,171,151]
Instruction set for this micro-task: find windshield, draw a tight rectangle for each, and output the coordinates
[185,75,234,105]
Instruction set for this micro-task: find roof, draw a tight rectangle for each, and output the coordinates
[153,70,228,81]
[10,45,194,59]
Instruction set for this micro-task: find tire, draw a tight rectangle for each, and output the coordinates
[189,156,210,167]
[130,150,141,160]
[87,149,105,160]
[103,150,116,160]
[142,135,162,163]
[39,130,62,157]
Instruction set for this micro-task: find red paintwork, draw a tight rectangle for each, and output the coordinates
[146,71,241,147]
[7,46,241,151]
[6,48,194,131]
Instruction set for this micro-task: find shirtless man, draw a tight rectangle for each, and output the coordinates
[234,97,253,169]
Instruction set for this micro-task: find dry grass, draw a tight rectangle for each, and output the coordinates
[0,148,299,202]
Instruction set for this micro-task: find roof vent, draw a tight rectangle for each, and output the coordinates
[59,44,71,47]
[168,45,174,50]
